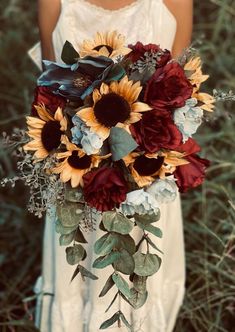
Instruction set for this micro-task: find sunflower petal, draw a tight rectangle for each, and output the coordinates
[132,102,151,113]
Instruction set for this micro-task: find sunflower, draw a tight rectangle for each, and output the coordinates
[52,136,110,188]
[123,151,188,187]
[193,92,215,112]
[79,31,131,58]
[23,104,67,160]
[77,76,151,139]
[184,57,215,112]
[184,57,209,92]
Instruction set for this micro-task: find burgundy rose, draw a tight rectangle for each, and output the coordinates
[130,109,182,153]
[127,42,171,67]
[175,138,201,155]
[174,138,210,192]
[83,167,128,212]
[144,62,193,110]
[31,86,66,116]
[174,154,210,193]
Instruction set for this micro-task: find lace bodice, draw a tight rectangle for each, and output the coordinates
[52,0,177,62]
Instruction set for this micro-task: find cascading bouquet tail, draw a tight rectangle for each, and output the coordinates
[4,31,216,329]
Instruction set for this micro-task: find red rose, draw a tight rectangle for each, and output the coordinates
[173,138,210,192]
[83,167,128,212]
[144,62,193,110]
[130,109,182,153]
[127,42,171,67]
[175,138,201,155]
[174,154,210,193]
[31,86,67,116]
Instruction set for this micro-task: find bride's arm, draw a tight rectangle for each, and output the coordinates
[38,0,61,61]
[164,0,193,57]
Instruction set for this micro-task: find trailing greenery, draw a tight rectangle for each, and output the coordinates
[0,0,234,331]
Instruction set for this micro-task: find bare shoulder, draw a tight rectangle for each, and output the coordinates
[38,0,61,13]
[163,0,193,19]
[38,0,61,30]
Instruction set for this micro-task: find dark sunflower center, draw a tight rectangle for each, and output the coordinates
[94,92,131,128]
[41,121,62,152]
[68,151,92,169]
[93,44,113,55]
[133,155,164,176]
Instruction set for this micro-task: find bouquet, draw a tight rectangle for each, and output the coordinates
[4,31,216,329]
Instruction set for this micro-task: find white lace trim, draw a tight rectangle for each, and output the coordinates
[68,0,145,14]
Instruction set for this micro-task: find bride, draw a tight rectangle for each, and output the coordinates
[30,0,193,331]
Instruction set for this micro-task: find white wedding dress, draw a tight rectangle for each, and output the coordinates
[29,1,185,331]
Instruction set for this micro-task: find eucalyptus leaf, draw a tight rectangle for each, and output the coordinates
[136,236,145,252]
[102,211,134,235]
[136,221,163,238]
[105,292,119,313]
[99,312,120,330]
[128,288,148,309]
[93,251,121,269]
[112,273,131,299]
[119,311,132,329]
[94,233,118,256]
[135,212,160,225]
[66,244,85,265]
[61,41,80,65]
[59,231,75,246]
[114,233,136,255]
[71,265,98,281]
[109,127,138,161]
[113,248,135,275]
[70,264,80,282]
[99,275,115,297]
[99,220,107,232]
[74,228,87,243]
[133,252,162,277]
[146,236,164,254]
[57,202,84,228]
[55,218,78,235]
[133,275,147,294]
[79,265,98,280]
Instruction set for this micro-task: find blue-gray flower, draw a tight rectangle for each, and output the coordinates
[173,98,203,143]
[147,177,178,204]
[38,56,126,101]
[120,189,159,216]
[71,115,103,155]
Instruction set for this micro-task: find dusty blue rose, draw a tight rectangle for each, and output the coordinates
[71,115,103,155]
[120,189,159,216]
[147,177,178,204]
[174,98,203,143]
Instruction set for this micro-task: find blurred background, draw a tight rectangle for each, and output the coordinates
[0,0,234,331]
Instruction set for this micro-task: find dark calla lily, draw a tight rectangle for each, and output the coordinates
[38,56,126,101]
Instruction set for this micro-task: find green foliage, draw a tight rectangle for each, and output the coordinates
[66,244,86,265]
[61,41,80,65]
[102,211,134,234]
[133,252,161,277]
[71,264,98,282]
[108,127,138,161]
